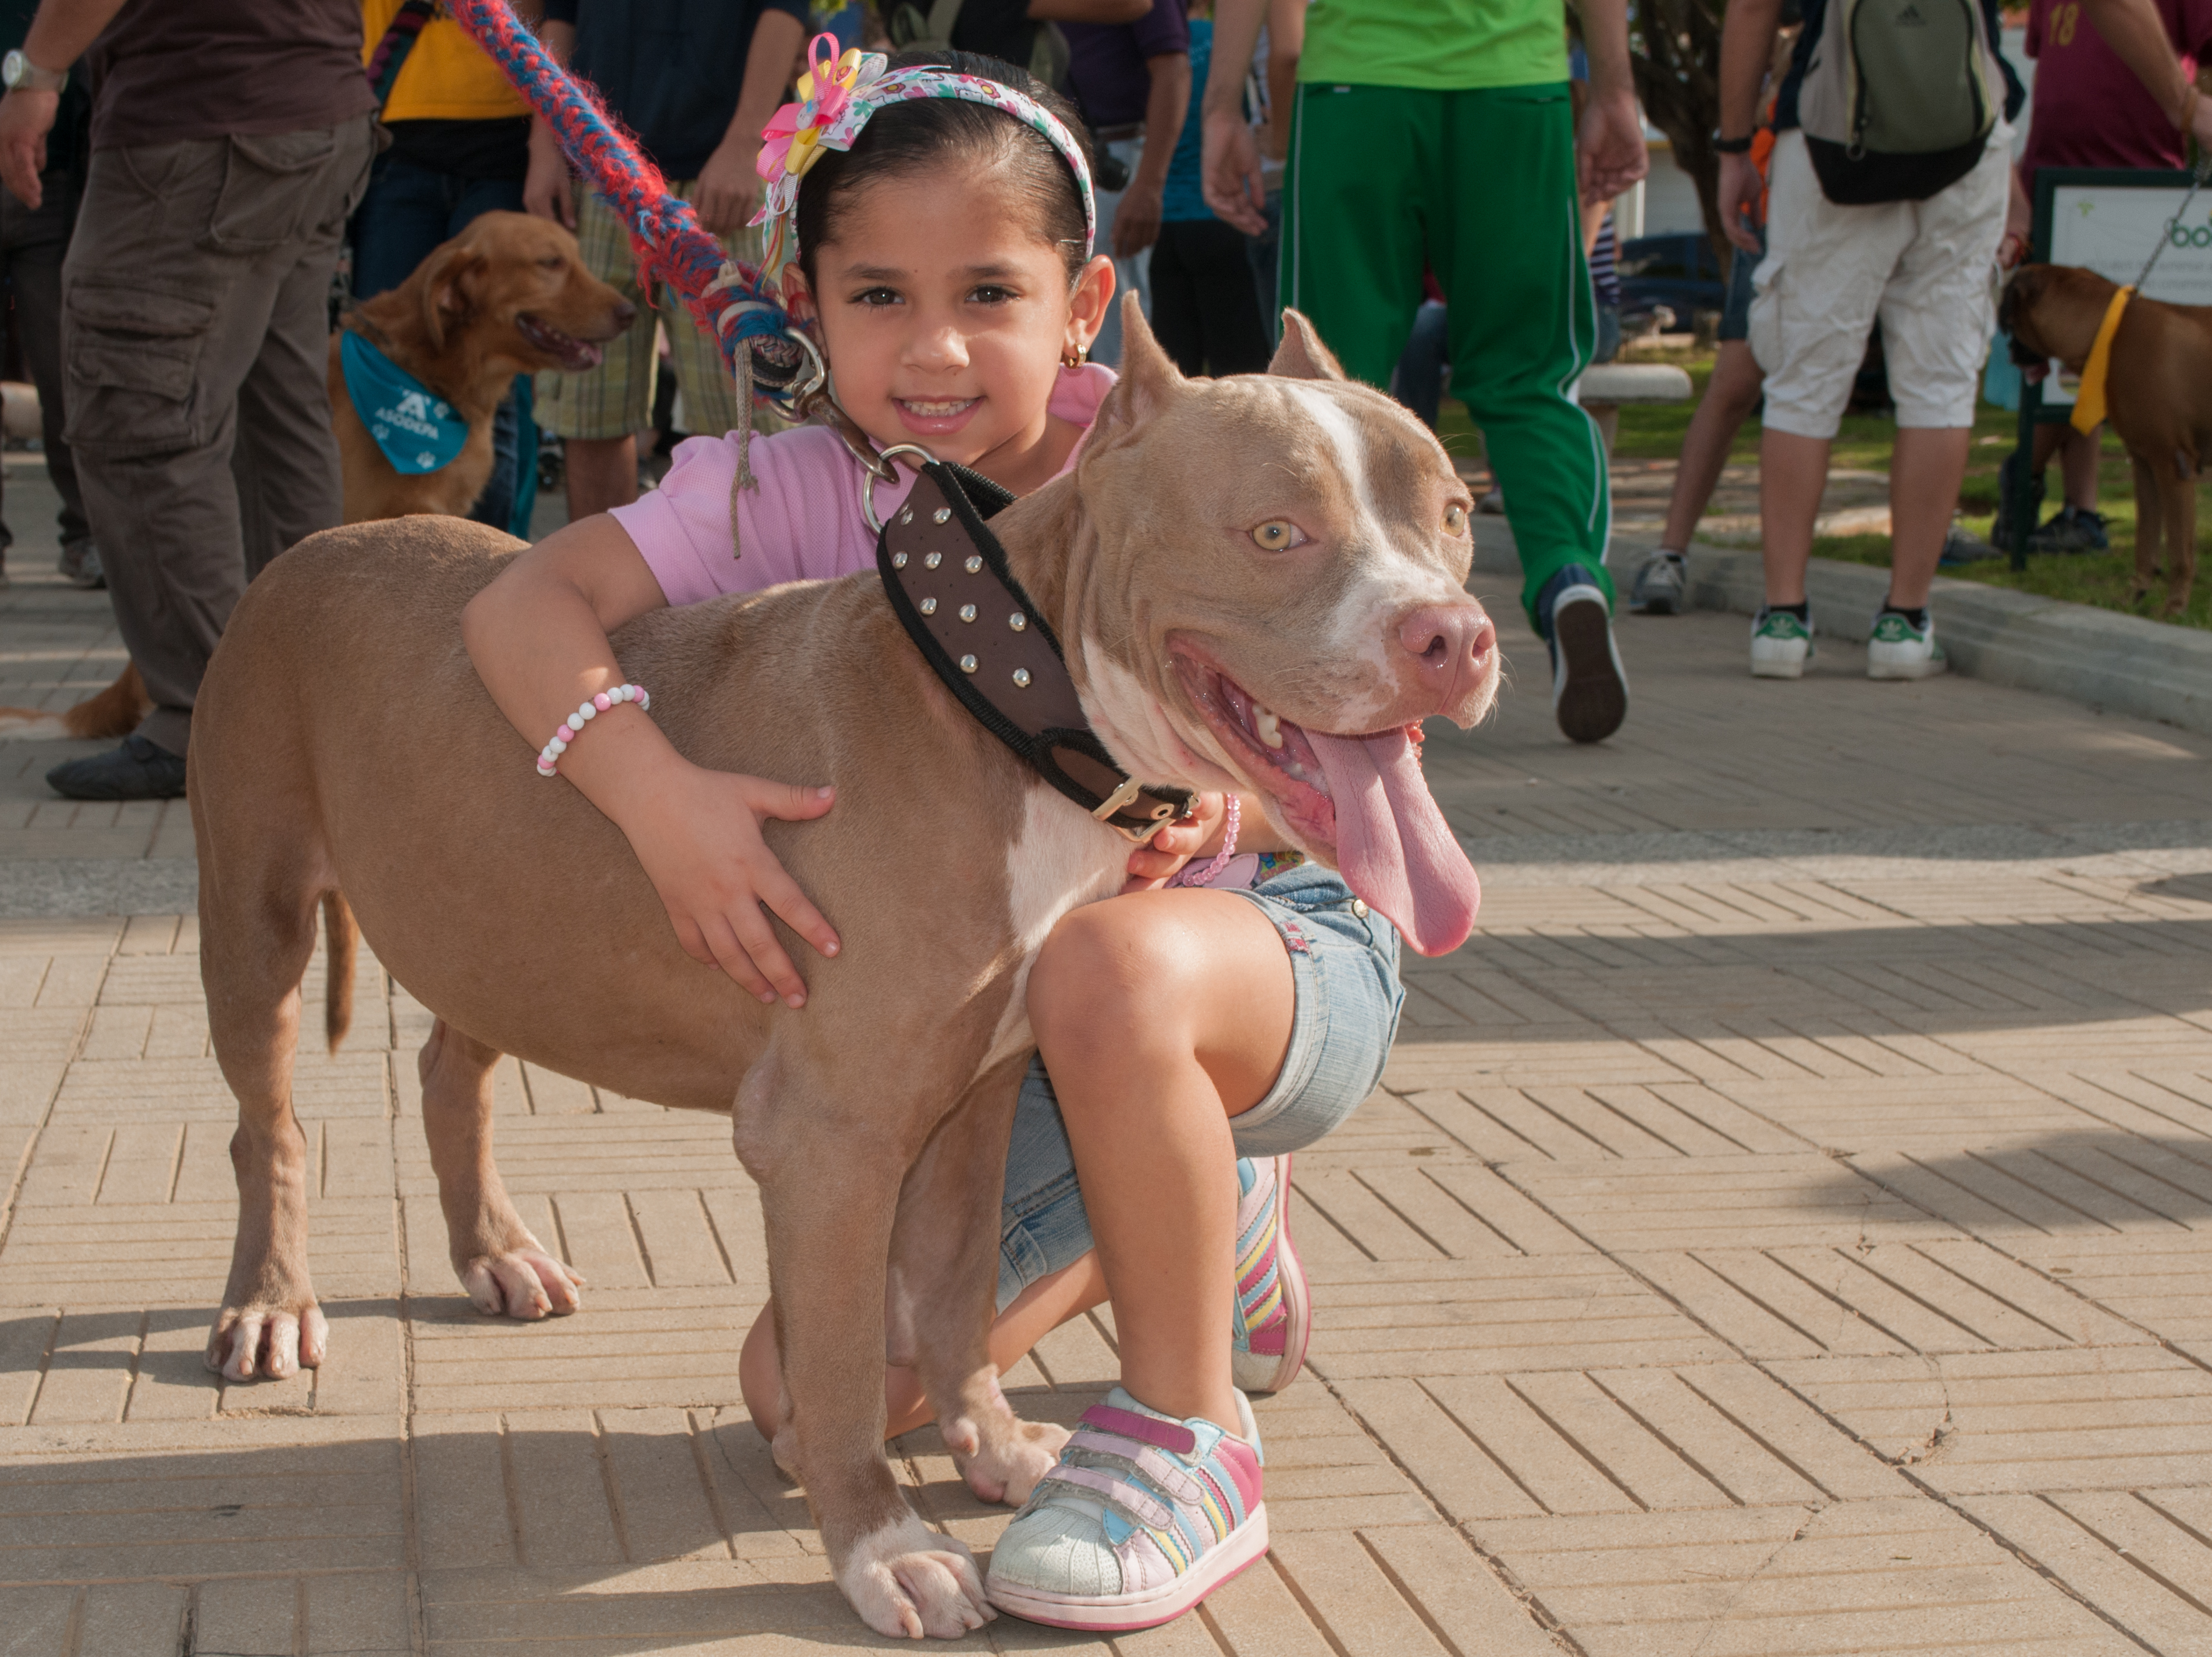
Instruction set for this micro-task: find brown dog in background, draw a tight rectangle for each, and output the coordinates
[0,211,634,741]
[2000,262,2212,616]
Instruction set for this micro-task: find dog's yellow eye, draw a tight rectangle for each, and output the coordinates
[1443,504,1468,535]
[1251,521,1299,551]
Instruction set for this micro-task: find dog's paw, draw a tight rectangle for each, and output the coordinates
[458,1244,584,1320]
[943,1412,1070,1505]
[205,1299,329,1383]
[835,1513,994,1639]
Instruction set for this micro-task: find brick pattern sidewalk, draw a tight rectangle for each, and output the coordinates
[2,559,2212,1652]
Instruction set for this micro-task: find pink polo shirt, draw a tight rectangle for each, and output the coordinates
[610,363,1116,606]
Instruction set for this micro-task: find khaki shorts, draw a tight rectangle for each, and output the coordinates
[1748,129,2010,439]
[534,182,777,442]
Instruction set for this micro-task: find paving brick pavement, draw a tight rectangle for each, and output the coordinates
[1,486,2211,1651]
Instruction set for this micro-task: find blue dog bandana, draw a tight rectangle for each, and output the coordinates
[340,330,470,475]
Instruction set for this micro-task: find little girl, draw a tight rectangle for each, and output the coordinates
[462,42,1406,1631]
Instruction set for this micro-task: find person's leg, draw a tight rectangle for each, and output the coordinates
[1278,83,1433,384]
[1390,300,1452,432]
[1185,218,1272,376]
[1660,341,1763,553]
[1435,85,1609,625]
[10,168,93,565]
[536,187,650,518]
[2060,426,2100,507]
[56,123,371,781]
[1869,136,2007,670]
[660,183,779,445]
[232,127,372,583]
[347,152,456,301]
[1147,220,1207,376]
[1090,137,1154,369]
[1744,131,1901,675]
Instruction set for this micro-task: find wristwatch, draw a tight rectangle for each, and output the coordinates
[1712,130,1754,155]
[2,50,66,94]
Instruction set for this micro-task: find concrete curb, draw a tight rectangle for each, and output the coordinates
[1678,543,2212,737]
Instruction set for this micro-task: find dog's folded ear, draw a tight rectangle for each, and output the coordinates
[1271,310,1348,382]
[415,243,486,354]
[1084,292,1185,451]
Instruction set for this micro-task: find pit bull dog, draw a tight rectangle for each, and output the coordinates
[189,307,1496,1638]
[2001,262,2212,615]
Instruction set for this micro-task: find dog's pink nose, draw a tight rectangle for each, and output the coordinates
[1398,602,1492,710]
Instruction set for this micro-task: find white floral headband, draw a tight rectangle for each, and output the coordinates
[752,34,1097,282]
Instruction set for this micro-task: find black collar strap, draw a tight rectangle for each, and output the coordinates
[877,461,1193,841]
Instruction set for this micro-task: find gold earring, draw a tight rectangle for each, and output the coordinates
[1062,345,1086,369]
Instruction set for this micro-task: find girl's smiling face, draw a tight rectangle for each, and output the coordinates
[784,159,1114,493]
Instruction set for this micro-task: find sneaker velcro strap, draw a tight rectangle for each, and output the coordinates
[1069,1435,1206,1506]
[1081,1403,1197,1455]
[1039,1463,1175,1530]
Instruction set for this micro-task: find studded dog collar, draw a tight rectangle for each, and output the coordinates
[877,462,1193,841]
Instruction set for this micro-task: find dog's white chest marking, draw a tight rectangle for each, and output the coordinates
[977,787,1129,1077]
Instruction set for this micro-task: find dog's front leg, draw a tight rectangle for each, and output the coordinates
[744,1068,994,1640]
[2131,451,2165,599]
[893,1052,1070,1506]
[2168,450,2199,616]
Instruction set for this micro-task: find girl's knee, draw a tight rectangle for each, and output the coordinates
[1029,899,1197,1054]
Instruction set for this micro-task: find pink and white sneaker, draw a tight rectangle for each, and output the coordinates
[984,1386,1269,1631]
[1231,1155,1310,1393]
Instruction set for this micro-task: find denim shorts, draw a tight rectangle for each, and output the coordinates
[994,863,1406,1310]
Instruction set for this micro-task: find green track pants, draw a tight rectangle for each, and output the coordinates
[1279,81,1613,626]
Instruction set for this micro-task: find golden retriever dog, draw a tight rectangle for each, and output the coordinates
[2,211,635,742]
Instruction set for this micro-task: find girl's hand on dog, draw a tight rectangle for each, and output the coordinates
[1121,791,1227,893]
[618,765,841,1007]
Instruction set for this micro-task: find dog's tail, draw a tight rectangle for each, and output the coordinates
[323,891,359,1055]
[0,664,151,744]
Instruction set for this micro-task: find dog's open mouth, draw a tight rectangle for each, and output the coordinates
[515,313,605,372]
[1171,650,1481,956]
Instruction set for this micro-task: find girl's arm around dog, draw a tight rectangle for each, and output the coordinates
[461,517,841,1008]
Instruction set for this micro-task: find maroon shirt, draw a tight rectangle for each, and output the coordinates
[85,0,375,151]
[2020,0,2212,178]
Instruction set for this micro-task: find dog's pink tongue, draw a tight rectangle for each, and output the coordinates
[1307,728,1481,956]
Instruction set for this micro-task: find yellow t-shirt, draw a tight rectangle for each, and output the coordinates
[361,0,531,123]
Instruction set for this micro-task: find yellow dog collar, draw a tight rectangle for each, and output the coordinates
[2070,285,2134,434]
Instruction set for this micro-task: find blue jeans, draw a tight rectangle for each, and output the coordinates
[350,152,536,537]
[995,864,1406,1310]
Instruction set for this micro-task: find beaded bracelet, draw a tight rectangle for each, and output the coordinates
[537,683,650,776]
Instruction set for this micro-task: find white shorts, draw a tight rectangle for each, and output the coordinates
[1748,129,2010,439]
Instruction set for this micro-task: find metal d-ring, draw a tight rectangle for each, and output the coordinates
[859,442,939,533]
[776,325,827,405]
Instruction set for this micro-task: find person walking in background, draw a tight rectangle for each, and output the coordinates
[524,0,808,520]
[1628,16,1797,616]
[1997,0,2212,556]
[1203,0,1648,746]
[1062,0,1189,368]
[1148,3,1270,378]
[0,0,376,800]
[350,0,546,539]
[0,0,94,589]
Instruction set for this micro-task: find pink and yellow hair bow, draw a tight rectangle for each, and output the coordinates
[751,33,1096,280]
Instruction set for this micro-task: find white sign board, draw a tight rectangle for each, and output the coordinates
[2037,182,2212,406]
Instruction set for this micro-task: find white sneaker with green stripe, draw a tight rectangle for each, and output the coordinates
[1749,606,1814,679]
[1866,608,1948,680]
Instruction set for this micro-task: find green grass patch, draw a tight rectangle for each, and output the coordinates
[1439,349,2212,631]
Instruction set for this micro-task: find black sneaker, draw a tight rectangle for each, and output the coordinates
[46,735,186,801]
[2029,504,2110,554]
[1536,563,1628,745]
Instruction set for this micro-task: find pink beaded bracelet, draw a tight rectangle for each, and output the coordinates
[537,683,650,776]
